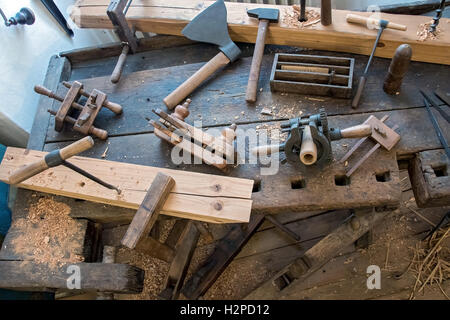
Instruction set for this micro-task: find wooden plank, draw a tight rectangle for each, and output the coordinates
[0,261,144,293]
[0,148,253,224]
[71,1,450,65]
[44,53,450,142]
[122,173,175,249]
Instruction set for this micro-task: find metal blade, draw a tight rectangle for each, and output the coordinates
[62,160,121,194]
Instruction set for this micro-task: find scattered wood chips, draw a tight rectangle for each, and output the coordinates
[408,227,449,300]
[417,20,442,41]
[283,6,321,28]
[11,197,84,269]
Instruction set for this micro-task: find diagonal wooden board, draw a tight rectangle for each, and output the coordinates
[0,147,253,224]
[71,0,450,65]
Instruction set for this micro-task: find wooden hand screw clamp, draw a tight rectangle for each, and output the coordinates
[149,99,238,170]
[35,81,123,140]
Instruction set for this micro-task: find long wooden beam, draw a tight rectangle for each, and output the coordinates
[0,147,253,224]
[71,0,450,65]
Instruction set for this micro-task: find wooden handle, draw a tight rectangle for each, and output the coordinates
[111,45,129,84]
[340,124,372,139]
[351,76,367,109]
[321,0,332,26]
[251,144,282,156]
[8,137,94,185]
[34,85,61,101]
[163,52,231,109]
[104,101,123,114]
[221,124,237,145]
[346,14,407,31]
[246,19,269,103]
[172,99,191,121]
[59,136,95,159]
[88,126,108,140]
[300,125,317,165]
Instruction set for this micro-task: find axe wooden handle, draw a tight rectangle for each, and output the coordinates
[163,52,231,109]
[111,45,130,84]
[246,19,269,103]
[346,14,407,31]
[8,136,94,185]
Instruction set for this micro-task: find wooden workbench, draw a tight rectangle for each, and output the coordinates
[0,34,449,296]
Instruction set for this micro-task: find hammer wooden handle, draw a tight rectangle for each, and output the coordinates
[163,51,231,109]
[8,136,94,185]
[346,14,407,31]
[246,19,269,103]
[111,45,130,84]
[340,124,372,139]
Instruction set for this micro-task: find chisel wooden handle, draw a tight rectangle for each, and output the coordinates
[111,45,130,84]
[340,124,372,138]
[246,19,269,103]
[163,52,231,109]
[352,75,367,109]
[346,14,407,31]
[8,136,94,185]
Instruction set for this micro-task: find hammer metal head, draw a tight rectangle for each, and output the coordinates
[182,0,241,62]
[247,8,280,22]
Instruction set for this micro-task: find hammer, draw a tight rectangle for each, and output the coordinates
[246,8,279,103]
[346,14,407,108]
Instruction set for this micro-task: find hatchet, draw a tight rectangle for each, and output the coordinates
[163,0,241,109]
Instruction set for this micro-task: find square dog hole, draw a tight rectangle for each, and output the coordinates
[432,165,448,177]
[253,179,261,193]
[375,171,391,182]
[291,178,306,189]
[335,175,350,186]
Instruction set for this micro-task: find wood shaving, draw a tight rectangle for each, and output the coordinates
[417,20,442,41]
[283,6,321,29]
[11,197,85,269]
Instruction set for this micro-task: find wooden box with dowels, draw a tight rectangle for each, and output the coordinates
[34,81,123,140]
[270,53,355,98]
[149,99,238,170]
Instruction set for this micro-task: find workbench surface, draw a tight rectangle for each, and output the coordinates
[1,35,449,297]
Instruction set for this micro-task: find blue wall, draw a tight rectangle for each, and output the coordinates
[0,145,11,235]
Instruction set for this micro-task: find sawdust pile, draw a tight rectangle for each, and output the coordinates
[283,6,321,28]
[409,227,449,299]
[11,197,84,269]
[417,20,442,41]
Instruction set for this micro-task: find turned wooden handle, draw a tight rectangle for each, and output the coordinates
[346,14,407,31]
[340,124,372,139]
[88,126,108,140]
[251,144,282,156]
[34,85,60,100]
[163,52,231,109]
[246,19,269,103]
[352,75,367,109]
[8,137,94,185]
[300,125,317,165]
[111,45,129,84]
[104,101,123,114]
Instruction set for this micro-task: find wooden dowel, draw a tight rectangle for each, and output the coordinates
[300,126,317,165]
[280,65,329,73]
[346,13,407,31]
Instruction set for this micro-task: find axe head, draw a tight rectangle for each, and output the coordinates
[247,8,279,22]
[182,0,241,62]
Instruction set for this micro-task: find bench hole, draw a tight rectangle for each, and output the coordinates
[432,165,447,177]
[335,175,350,186]
[375,171,391,182]
[291,178,306,189]
[252,179,261,193]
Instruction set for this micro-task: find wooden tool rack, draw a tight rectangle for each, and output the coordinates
[0,34,448,297]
